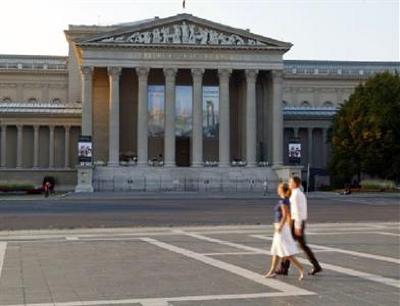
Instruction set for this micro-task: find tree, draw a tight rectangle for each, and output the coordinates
[329,72,400,185]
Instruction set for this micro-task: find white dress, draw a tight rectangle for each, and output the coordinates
[270,222,299,257]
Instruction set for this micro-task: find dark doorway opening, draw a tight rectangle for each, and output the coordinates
[176,137,191,167]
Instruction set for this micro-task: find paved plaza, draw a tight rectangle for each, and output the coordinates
[0,221,399,306]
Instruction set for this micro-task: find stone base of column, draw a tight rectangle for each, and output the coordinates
[218,163,230,167]
[164,161,176,168]
[137,161,148,167]
[75,166,94,193]
[246,162,257,167]
[191,162,203,168]
[107,162,120,167]
[272,165,303,182]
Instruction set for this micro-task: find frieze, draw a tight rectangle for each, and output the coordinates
[99,22,266,46]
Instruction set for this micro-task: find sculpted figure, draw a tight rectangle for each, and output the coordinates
[208,30,219,44]
[161,26,174,43]
[181,22,189,43]
[195,27,209,44]
[232,34,244,45]
[188,24,196,44]
[172,24,182,43]
[127,32,140,43]
[152,28,162,43]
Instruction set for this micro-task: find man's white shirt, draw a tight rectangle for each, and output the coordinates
[290,188,308,229]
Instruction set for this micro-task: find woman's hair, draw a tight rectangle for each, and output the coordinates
[277,182,291,198]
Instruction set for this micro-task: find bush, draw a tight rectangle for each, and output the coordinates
[0,181,36,192]
[360,179,396,191]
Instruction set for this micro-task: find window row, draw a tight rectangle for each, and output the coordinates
[282,100,335,107]
[1,97,62,103]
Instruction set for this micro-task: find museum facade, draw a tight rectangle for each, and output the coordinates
[0,14,398,191]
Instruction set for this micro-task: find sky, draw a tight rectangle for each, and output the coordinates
[0,0,398,61]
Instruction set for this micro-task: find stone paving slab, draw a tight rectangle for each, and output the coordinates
[0,222,399,306]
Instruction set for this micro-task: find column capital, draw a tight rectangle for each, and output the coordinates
[16,124,23,130]
[107,66,122,78]
[80,66,94,78]
[49,125,55,131]
[163,68,178,80]
[136,67,150,79]
[191,68,205,79]
[218,68,232,80]
[245,69,259,82]
[271,70,283,80]
[64,125,71,131]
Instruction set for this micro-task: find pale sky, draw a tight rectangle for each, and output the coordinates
[0,0,399,61]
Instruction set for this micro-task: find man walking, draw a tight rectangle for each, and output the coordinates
[277,176,322,275]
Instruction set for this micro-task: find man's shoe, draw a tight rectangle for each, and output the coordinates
[308,267,322,275]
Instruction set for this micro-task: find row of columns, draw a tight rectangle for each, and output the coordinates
[0,125,71,168]
[81,66,283,167]
[292,127,328,166]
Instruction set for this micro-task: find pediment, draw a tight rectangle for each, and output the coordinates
[78,14,292,50]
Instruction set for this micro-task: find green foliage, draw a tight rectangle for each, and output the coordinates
[0,181,36,192]
[329,72,400,183]
[360,179,396,191]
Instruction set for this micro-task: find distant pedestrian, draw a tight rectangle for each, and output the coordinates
[277,176,322,276]
[264,183,304,280]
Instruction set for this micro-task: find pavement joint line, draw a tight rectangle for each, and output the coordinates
[0,242,6,280]
[251,234,400,265]
[181,232,400,289]
[0,222,397,237]
[65,237,79,241]
[376,232,400,237]
[141,237,315,296]
[0,291,319,306]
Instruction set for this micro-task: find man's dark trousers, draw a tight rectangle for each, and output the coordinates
[279,221,321,273]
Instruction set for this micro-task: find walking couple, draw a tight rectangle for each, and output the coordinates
[264,176,322,280]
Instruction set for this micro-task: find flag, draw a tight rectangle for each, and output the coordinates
[183,0,185,9]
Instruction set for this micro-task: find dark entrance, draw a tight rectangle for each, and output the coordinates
[176,137,191,167]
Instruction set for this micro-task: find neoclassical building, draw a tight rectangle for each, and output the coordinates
[0,14,398,191]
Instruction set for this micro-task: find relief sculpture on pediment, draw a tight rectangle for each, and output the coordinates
[99,21,266,46]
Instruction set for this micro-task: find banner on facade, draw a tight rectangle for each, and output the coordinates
[78,135,92,166]
[288,142,301,164]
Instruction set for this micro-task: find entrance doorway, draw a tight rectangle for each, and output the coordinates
[176,137,191,167]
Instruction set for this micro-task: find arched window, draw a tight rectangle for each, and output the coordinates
[2,97,11,102]
[28,97,37,103]
[323,101,334,107]
[52,98,61,103]
[301,101,311,107]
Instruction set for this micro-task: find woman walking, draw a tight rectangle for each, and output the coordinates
[264,183,304,280]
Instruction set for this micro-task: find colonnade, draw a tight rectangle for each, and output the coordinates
[81,66,284,167]
[0,124,73,169]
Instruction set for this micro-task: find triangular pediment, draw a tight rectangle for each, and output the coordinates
[78,14,292,49]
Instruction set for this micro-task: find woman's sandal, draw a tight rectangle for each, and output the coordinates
[264,272,277,278]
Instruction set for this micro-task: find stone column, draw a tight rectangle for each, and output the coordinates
[16,125,23,168]
[33,125,39,168]
[308,127,313,166]
[136,67,150,167]
[49,125,55,168]
[322,127,328,168]
[245,69,258,167]
[271,70,284,166]
[108,67,122,167]
[80,66,94,136]
[293,127,299,138]
[1,125,6,168]
[218,69,232,167]
[191,68,204,167]
[64,125,70,168]
[163,68,177,167]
